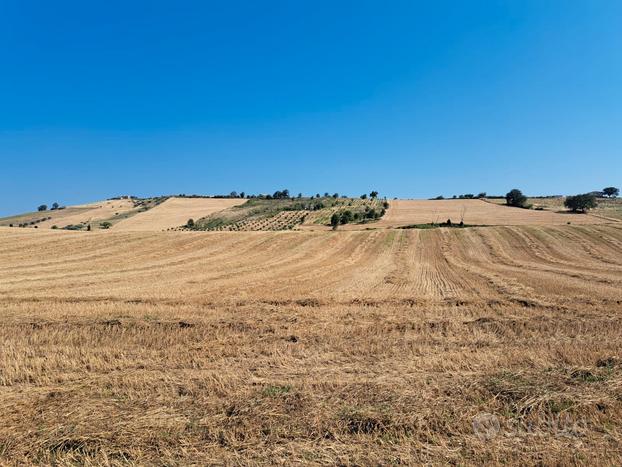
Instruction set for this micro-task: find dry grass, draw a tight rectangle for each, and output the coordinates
[372,199,612,228]
[1,225,622,464]
[112,197,245,231]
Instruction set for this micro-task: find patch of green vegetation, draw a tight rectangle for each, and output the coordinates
[191,196,387,231]
[262,385,292,397]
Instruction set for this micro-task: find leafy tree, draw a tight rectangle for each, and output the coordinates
[239,192,245,199]
[505,189,527,208]
[603,187,619,198]
[564,194,597,212]
[434,195,444,200]
[370,191,379,199]
[186,218,195,228]
[38,204,48,211]
[340,210,353,224]
[51,202,59,210]
[477,192,486,198]
[366,208,377,219]
[330,213,340,230]
[332,193,339,198]
[230,191,238,198]
[360,194,367,199]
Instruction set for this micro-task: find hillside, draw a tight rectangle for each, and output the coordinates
[372,198,612,228]
[112,197,245,231]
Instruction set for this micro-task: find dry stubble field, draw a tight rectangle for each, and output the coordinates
[1,222,622,464]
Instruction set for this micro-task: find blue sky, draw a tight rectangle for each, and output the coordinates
[1,1,621,215]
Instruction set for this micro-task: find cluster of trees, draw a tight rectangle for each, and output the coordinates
[330,206,385,230]
[564,194,598,212]
[434,193,486,200]
[37,202,63,212]
[505,186,618,212]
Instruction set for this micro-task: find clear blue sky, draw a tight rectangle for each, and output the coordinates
[1,1,621,215]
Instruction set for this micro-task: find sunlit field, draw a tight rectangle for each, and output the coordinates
[1,222,622,464]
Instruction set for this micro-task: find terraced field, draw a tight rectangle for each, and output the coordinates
[1,224,621,464]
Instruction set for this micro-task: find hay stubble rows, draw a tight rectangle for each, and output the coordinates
[1,220,622,464]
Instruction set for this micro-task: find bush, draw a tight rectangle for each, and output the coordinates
[505,189,527,208]
[330,213,340,230]
[603,187,619,198]
[186,218,195,228]
[564,194,597,212]
[340,210,353,224]
[99,221,112,229]
[360,194,367,200]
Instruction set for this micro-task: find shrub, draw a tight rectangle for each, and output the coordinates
[330,213,340,230]
[434,195,444,200]
[99,221,112,229]
[186,218,195,228]
[366,208,377,219]
[565,194,597,212]
[360,194,367,200]
[505,189,527,208]
[382,201,389,209]
[340,210,353,224]
[603,187,619,198]
[51,225,58,229]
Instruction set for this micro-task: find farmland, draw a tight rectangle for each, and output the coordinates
[1,218,622,464]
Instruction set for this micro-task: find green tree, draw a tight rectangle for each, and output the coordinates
[370,191,379,199]
[564,194,597,212]
[330,213,340,230]
[603,187,619,198]
[505,189,527,208]
[186,218,195,228]
[38,204,48,211]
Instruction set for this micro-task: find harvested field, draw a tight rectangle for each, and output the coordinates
[1,225,621,464]
[372,199,612,228]
[113,197,245,231]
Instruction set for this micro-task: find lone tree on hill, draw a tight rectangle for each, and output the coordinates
[186,218,195,228]
[370,191,379,199]
[38,204,48,211]
[51,202,59,210]
[565,194,597,212]
[603,187,619,198]
[505,189,527,208]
